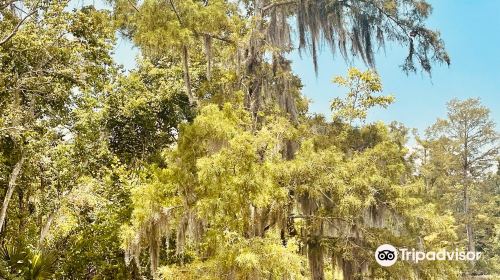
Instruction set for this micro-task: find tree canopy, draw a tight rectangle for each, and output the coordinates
[0,0,498,280]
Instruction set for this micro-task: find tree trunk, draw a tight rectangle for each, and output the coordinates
[308,238,324,280]
[181,45,194,104]
[39,209,57,245]
[464,185,475,252]
[0,155,25,233]
[203,34,212,80]
[149,222,160,279]
[463,124,475,252]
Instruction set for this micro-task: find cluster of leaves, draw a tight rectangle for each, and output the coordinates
[330,68,394,124]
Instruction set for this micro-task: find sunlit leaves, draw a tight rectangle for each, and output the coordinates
[330,68,394,125]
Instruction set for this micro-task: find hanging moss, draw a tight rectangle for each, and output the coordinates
[264,0,450,75]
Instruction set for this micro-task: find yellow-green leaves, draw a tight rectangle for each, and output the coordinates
[159,230,307,280]
[331,68,394,125]
[117,0,235,53]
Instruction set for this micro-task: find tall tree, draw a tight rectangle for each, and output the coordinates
[3,1,484,279]
[0,2,126,278]
[112,0,449,116]
[110,1,454,277]
[424,98,499,252]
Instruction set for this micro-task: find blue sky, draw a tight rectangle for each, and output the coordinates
[111,0,500,133]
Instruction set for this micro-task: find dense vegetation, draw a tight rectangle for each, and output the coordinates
[0,0,498,279]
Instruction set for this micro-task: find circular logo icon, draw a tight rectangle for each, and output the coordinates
[375,244,398,267]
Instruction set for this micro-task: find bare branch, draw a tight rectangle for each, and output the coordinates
[127,0,139,12]
[168,0,183,25]
[353,0,412,39]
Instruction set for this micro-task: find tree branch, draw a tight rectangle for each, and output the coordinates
[168,0,183,25]
[39,208,57,244]
[0,155,25,233]
[0,10,36,46]
[128,0,139,12]
[199,31,234,44]
[262,0,297,13]
[352,0,412,39]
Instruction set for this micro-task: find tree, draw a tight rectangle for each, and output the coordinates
[112,0,449,120]
[0,3,129,278]
[120,103,304,279]
[472,169,500,275]
[6,1,495,279]
[104,60,194,164]
[0,3,115,232]
[425,98,499,253]
[330,67,394,125]
[117,69,466,280]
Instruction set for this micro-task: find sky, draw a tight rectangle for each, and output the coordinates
[110,0,500,133]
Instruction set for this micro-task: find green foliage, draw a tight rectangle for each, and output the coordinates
[0,243,56,280]
[104,60,194,163]
[331,68,394,125]
[418,98,500,275]
[125,0,234,51]
[159,229,307,280]
[278,120,461,279]
[0,0,497,279]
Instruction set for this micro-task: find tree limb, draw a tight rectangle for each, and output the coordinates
[181,45,195,104]
[128,0,139,12]
[199,31,234,44]
[262,0,297,13]
[0,10,36,46]
[0,155,25,233]
[39,209,57,244]
[353,0,412,39]
[168,0,183,25]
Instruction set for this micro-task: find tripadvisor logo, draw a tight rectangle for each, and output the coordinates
[374,244,482,267]
[375,244,398,267]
